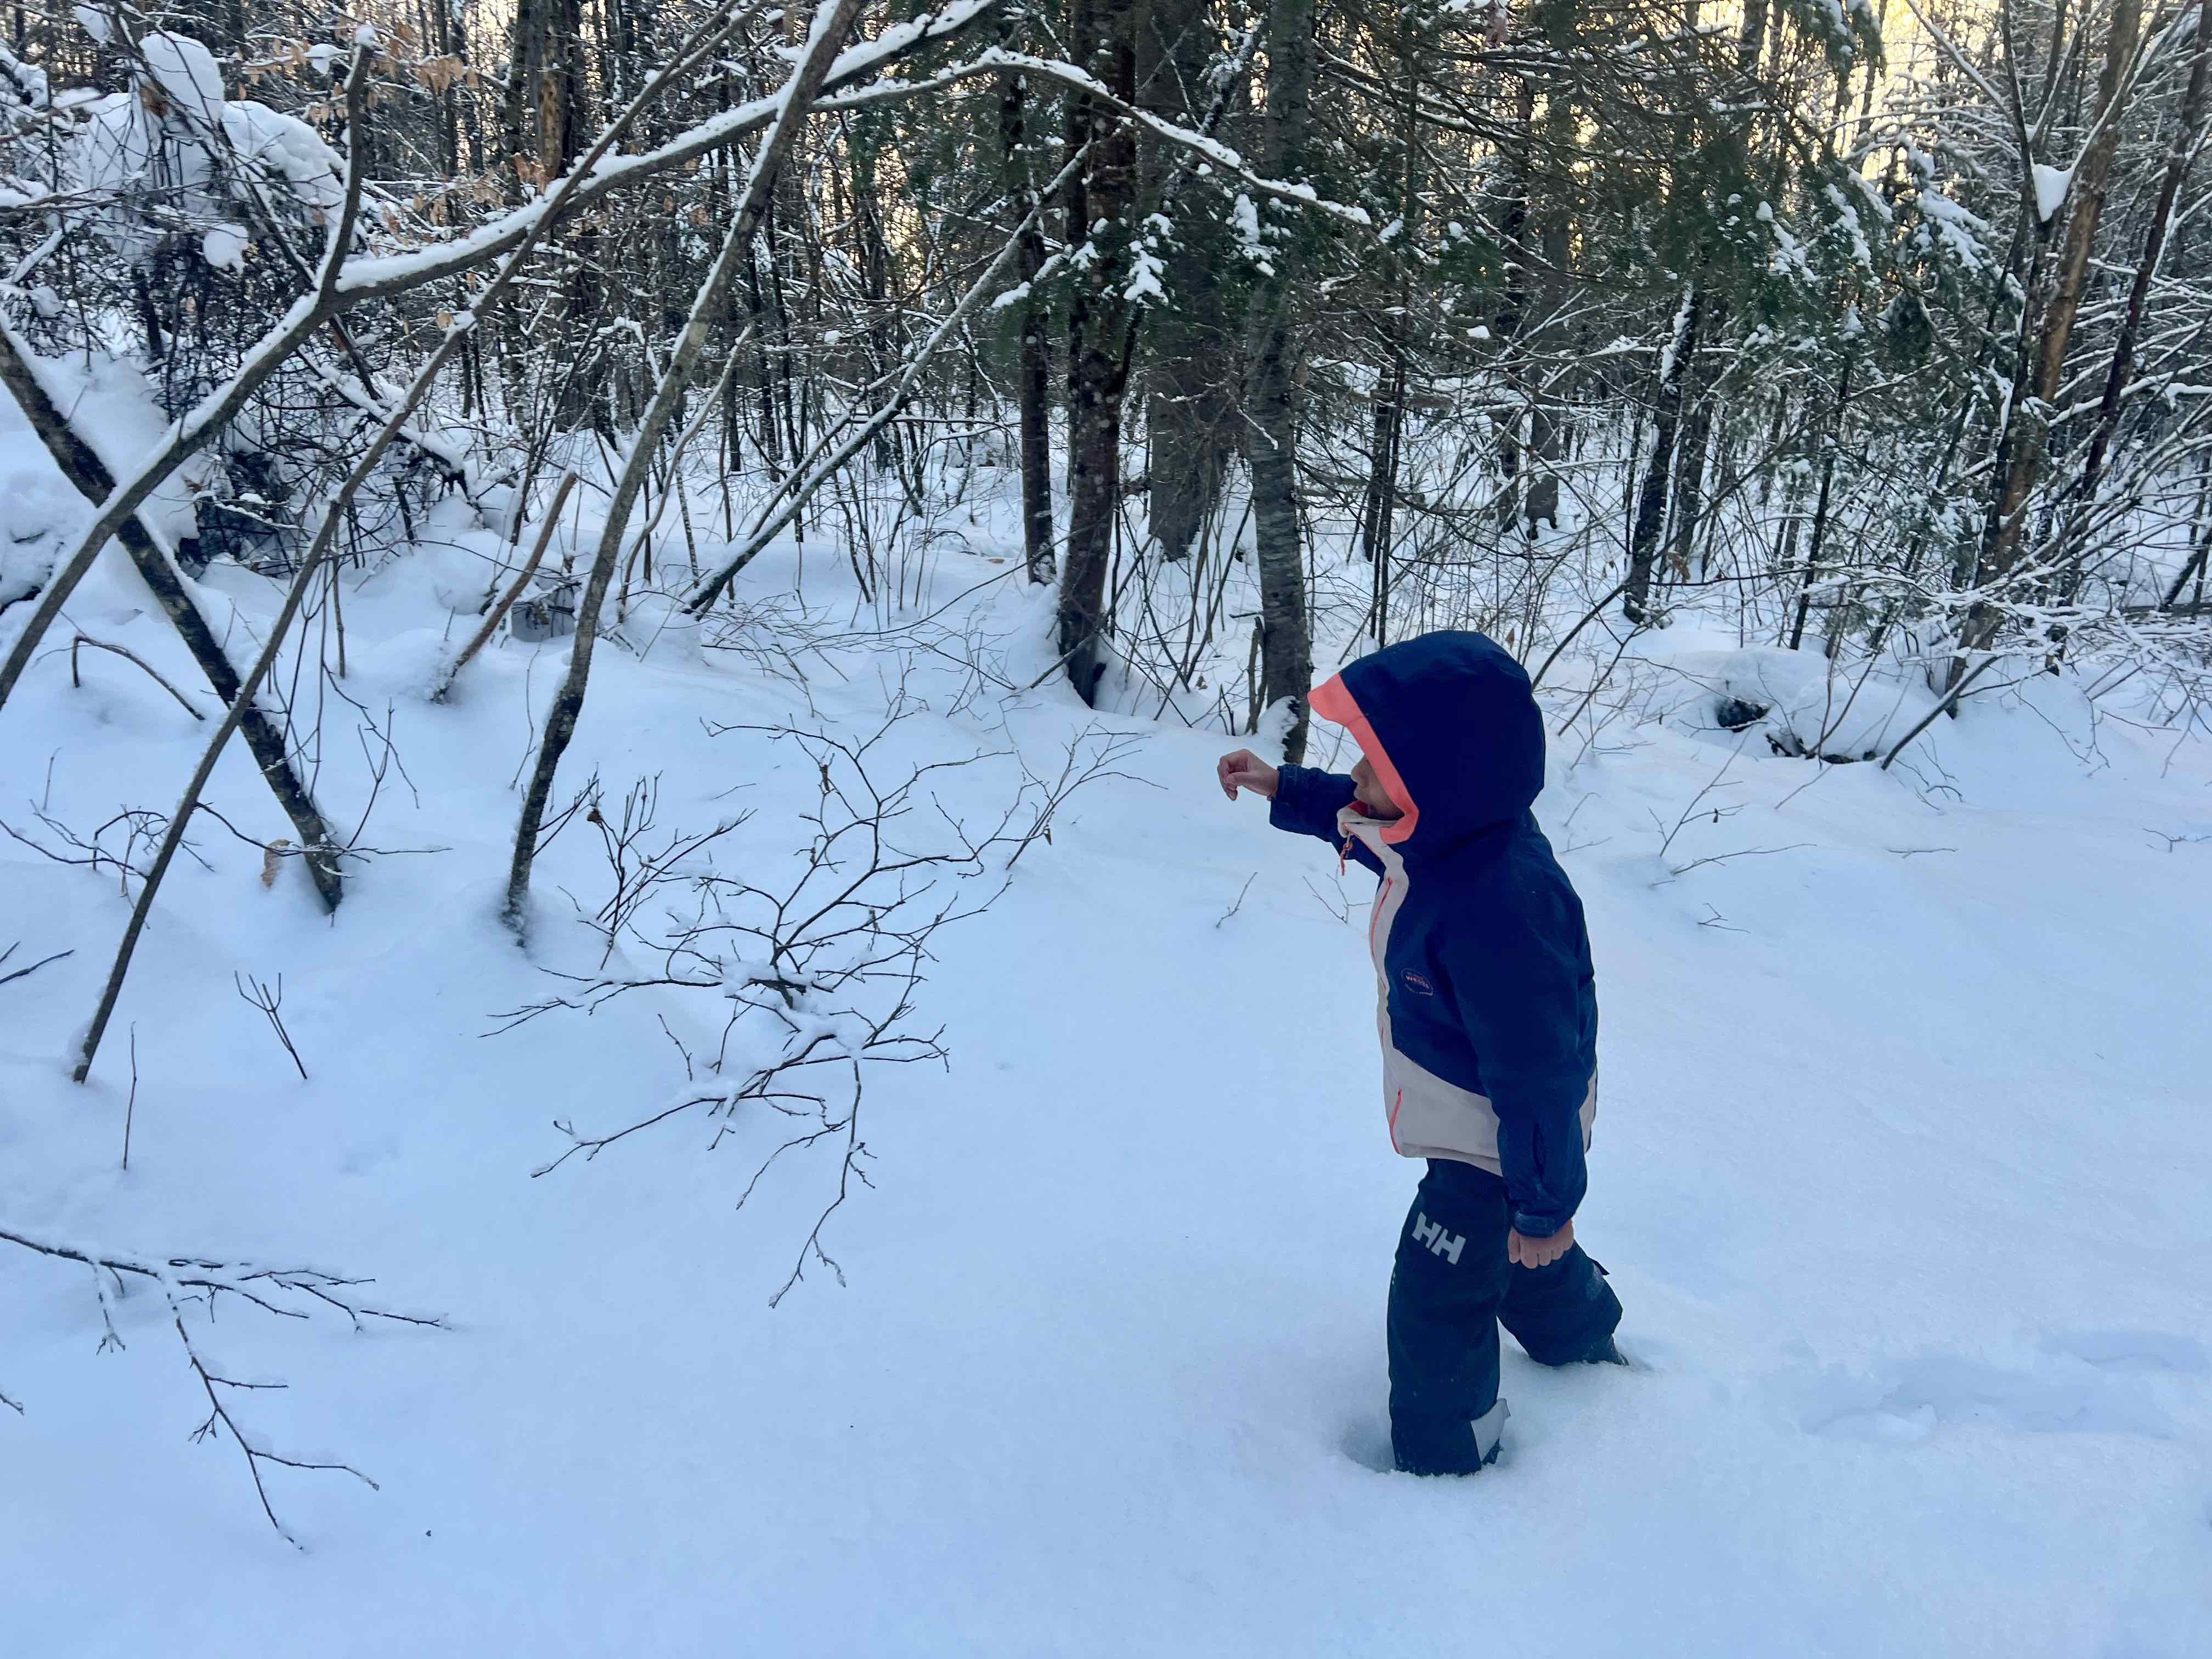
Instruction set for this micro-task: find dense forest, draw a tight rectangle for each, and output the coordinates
[4,0,2209,780]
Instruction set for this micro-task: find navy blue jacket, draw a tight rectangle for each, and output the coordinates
[1269,631,1599,1236]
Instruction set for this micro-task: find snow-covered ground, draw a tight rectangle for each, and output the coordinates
[4,467,2211,1655]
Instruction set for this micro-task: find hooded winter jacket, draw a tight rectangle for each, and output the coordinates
[1269,631,1598,1238]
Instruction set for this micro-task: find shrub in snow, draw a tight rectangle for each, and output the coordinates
[0,40,47,131]
[73,31,340,269]
[1658,647,1942,764]
[40,31,352,566]
[501,712,1133,1305]
[509,577,580,641]
[6,24,473,574]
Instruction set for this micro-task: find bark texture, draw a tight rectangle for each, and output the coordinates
[1247,0,1316,760]
[1055,0,1139,703]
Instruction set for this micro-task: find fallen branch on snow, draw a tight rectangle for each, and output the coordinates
[0,1226,441,1545]
[0,940,71,988]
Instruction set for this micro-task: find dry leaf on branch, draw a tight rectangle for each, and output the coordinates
[413,54,469,95]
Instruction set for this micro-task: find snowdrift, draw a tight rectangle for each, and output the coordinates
[1646,645,1944,761]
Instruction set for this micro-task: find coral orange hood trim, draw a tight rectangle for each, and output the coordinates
[1308,674,1419,845]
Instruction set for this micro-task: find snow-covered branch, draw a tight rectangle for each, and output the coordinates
[0,1224,441,1544]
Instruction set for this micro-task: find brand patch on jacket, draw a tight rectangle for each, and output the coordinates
[1401,971,1435,996]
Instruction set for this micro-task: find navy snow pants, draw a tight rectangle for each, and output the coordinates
[1387,1158,1623,1475]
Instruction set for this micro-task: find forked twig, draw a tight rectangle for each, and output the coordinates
[235,971,309,1080]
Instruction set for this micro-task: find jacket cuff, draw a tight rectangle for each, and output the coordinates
[1510,1208,1568,1239]
[1267,765,1343,839]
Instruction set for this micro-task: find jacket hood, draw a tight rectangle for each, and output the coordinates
[1307,630,1545,860]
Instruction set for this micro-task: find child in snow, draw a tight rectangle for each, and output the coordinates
[1217,630,1624,1475]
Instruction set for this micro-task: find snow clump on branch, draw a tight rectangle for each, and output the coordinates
[74,29,342,268]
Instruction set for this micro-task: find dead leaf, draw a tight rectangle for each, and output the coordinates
[414,54,467,95]
[261,839,292,889]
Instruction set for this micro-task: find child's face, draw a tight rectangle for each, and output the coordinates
[1351,757,1403,820]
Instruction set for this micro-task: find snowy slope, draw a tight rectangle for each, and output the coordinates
[4,515,2211,1656]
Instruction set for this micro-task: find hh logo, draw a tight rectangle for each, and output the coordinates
[1402,972,1435,997]
[1411,1210,1465,1265]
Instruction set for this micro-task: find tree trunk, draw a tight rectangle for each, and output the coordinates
[1138,7,1236,562]
[505,0,868,928]
[1787,356,1853,650]
[506,0,602,430]
[1624,285,1699,624]
[2069,0,2212,526]
[1359,352,1406,648]
[997,67,1056,583]
[0,331,342,910]
[1056,0,1139,703]
[501,0,546,198]
[1645,0,1766,594]
[1956,0,2144,684]
[1495,74,1536,529]
[1667,393,1717,581]
[1243,0,1317,760]
[2162,452,2212,608]
[1359,7,1424,635]
[1522,127,1573,533]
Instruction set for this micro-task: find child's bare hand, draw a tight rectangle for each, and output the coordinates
[1217,749,1279,802]
[1508,1219,1575,1269]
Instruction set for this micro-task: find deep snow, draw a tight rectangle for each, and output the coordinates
[4,469,2211,1656]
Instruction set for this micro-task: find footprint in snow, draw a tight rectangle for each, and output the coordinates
[1339,1420,1396,1474]
[2040,1330,2210,1374]
[1781,1331,2207,1444]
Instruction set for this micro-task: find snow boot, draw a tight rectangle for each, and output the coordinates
[1393,1399,1509,1476]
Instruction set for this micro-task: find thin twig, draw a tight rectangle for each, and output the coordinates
[431,470,581,702]
[122,1024,137,1171]
[235,972,309,1080]
[1214,872,1258,928]
[1880,654,2004,770]
[68,636,205,720]
[0,942,72,988]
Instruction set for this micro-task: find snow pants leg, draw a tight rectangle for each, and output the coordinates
[1386,1158,1622,1475]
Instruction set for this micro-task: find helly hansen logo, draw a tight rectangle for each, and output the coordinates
[1412,1210,1465,1265]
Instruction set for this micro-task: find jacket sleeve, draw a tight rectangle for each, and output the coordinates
[1444,890,1590,1237]
[1267,765,1383,876]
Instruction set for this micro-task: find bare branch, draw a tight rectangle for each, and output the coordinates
[0,940,71,988]
[0,1224,440,1544]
